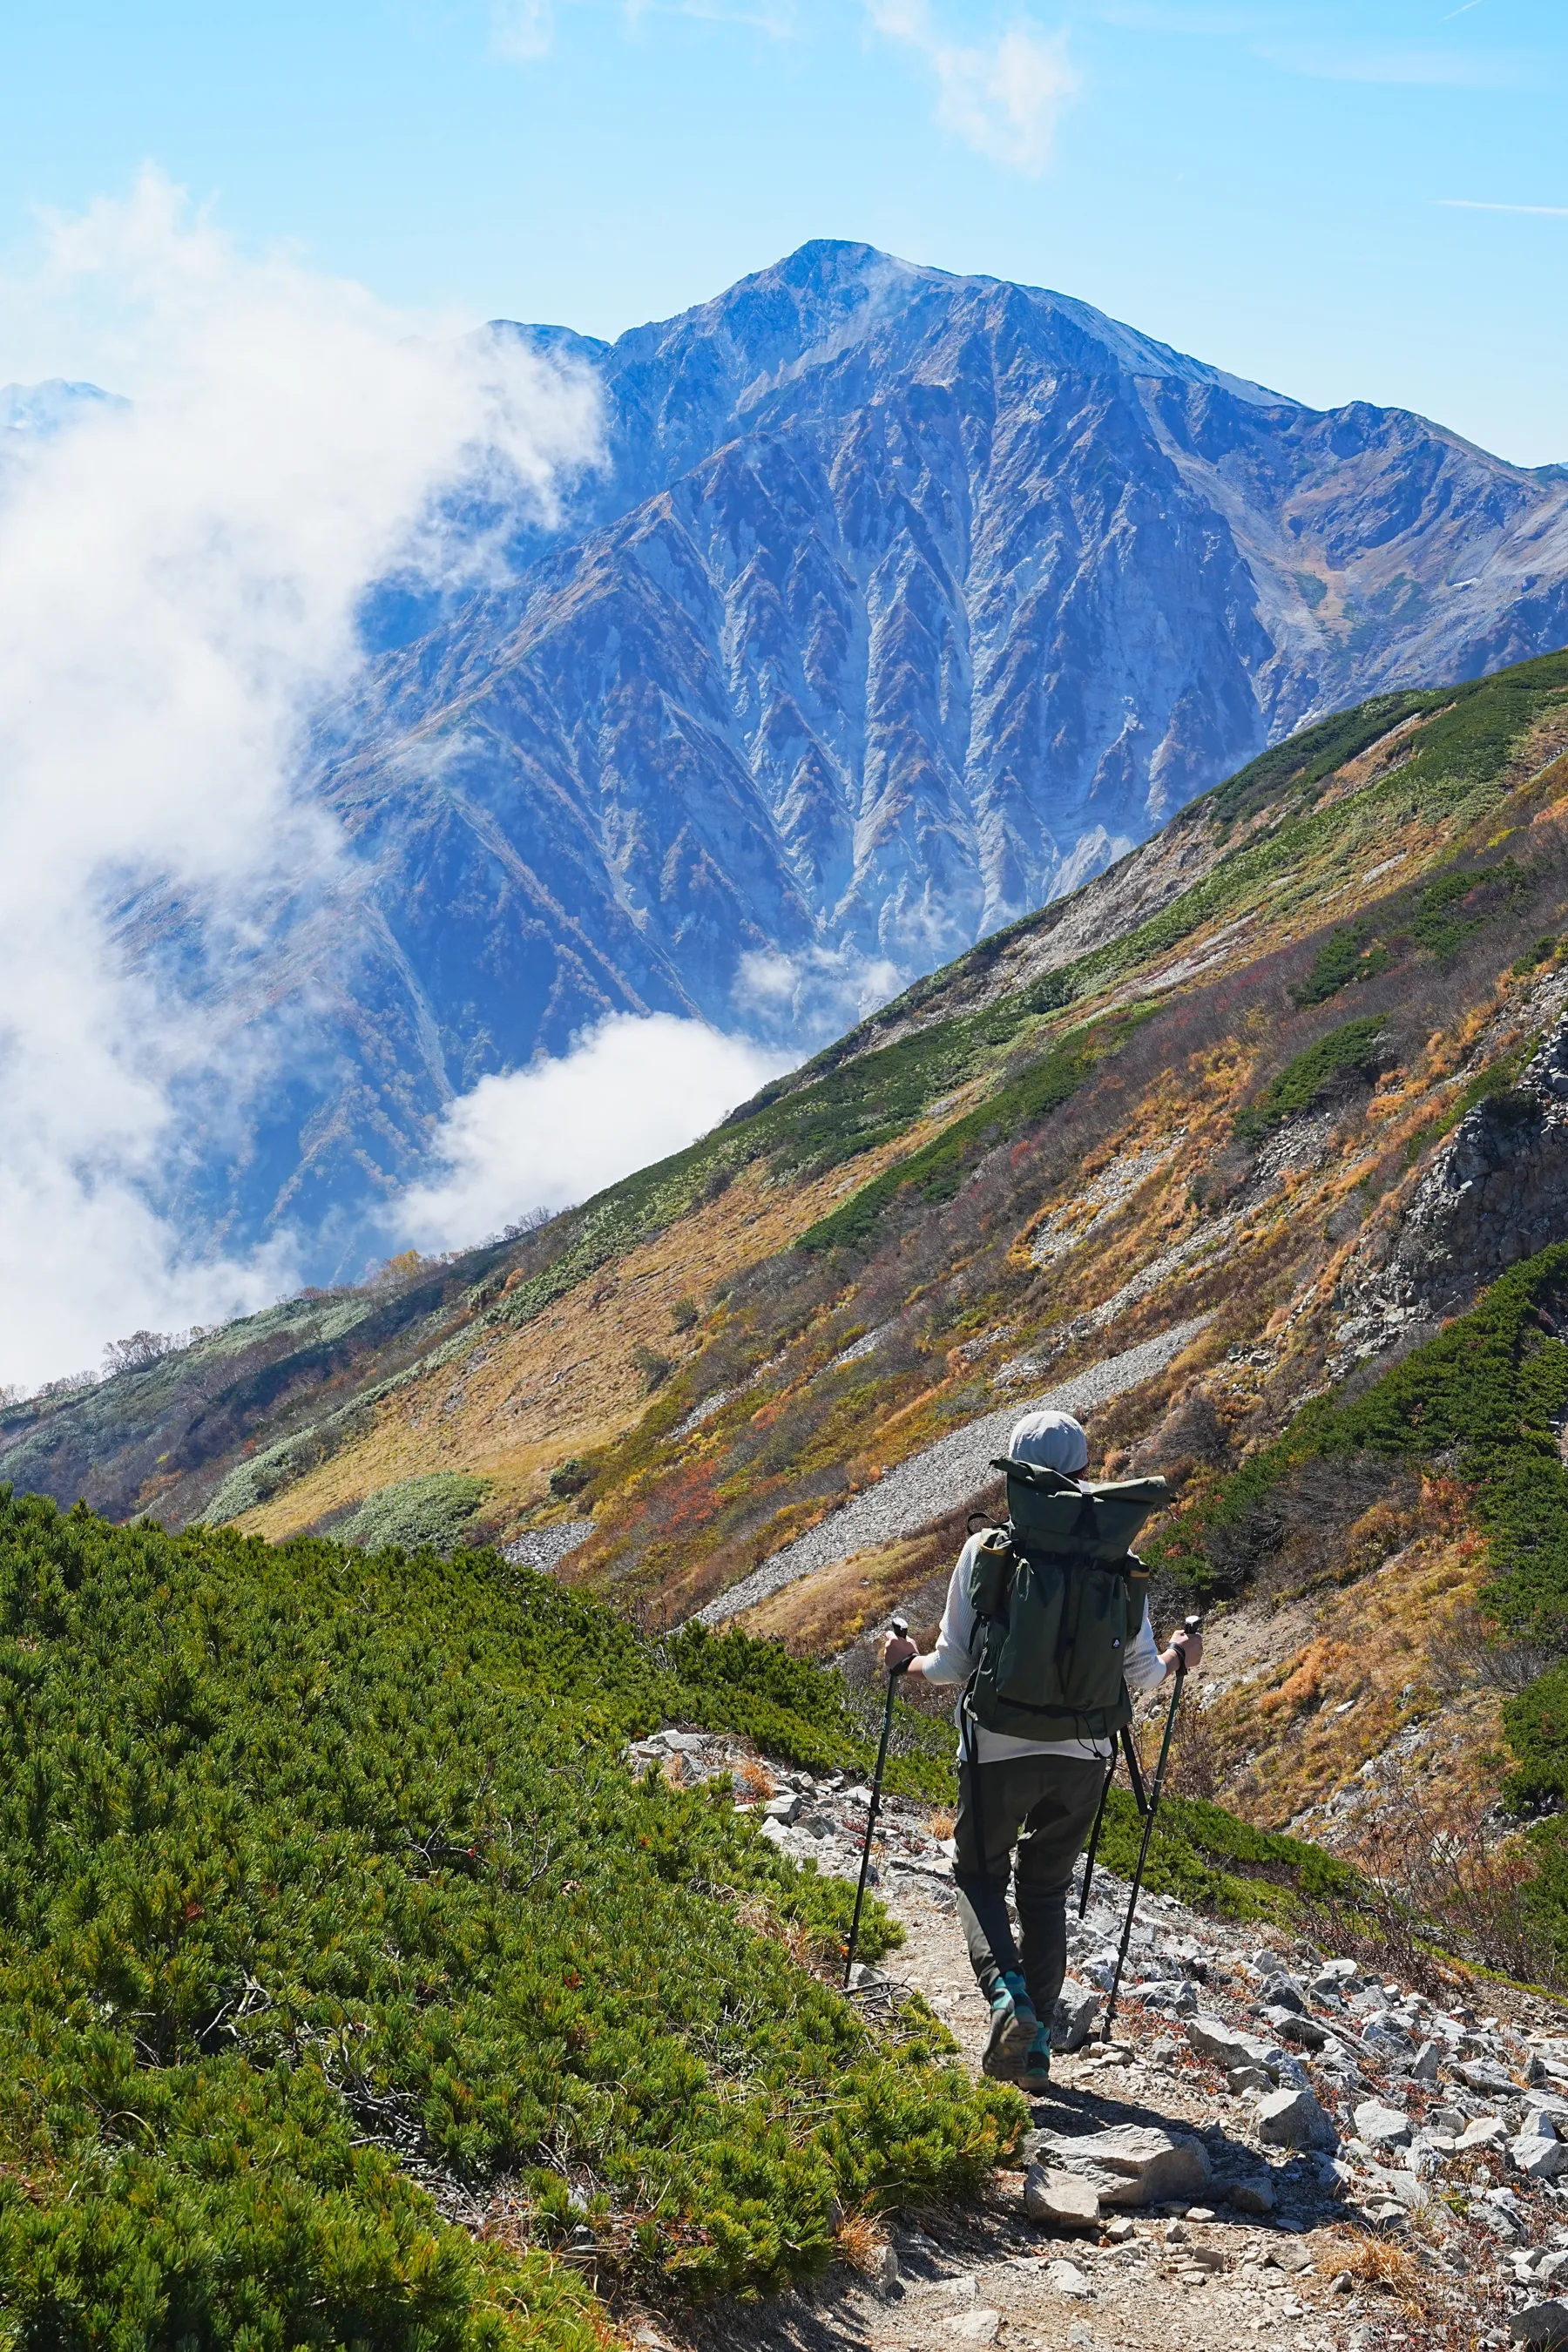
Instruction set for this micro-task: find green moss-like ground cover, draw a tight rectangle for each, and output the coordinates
[0,1493,1021,2349]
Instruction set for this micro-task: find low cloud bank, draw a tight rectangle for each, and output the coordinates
[0,170,598,1389]
[394,1013,788,1253]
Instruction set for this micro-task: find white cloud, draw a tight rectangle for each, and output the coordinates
[0,168,600,1390]
[867,2,1079,173]
[492,0,556,58]
[392,1013,788,1250]
[733,943,907,1040]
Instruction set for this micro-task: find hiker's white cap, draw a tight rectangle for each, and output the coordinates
[1007,1409,1089,1476]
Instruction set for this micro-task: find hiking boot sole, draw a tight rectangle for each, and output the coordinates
[982,1999,1038,2079]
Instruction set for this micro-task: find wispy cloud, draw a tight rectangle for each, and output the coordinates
[0,169,598,1388]
[492,0,555,57]
[868,2,1079,173]
[1440,198,1568,217]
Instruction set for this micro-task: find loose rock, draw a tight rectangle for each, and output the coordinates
[1045,2261,1092,2300]
[1354,2099,1413,2149]
[1508,2302,1568,2349]
[1256,2085,1338,2150]
[1023,2166,1100,2229]
[1027,2123,1210,2207]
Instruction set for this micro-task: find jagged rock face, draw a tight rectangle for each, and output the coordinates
[334,245,1568,1032]
[133,245,1568,1257]
[1336,1002,1568,1361]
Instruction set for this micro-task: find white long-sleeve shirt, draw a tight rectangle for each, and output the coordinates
[918,1530,1170,1764]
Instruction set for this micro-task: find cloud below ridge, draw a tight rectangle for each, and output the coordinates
[393,1014,789,1253]
[0,169,600,1390]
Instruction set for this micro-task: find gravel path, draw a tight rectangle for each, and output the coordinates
[695,1315,1213,1628]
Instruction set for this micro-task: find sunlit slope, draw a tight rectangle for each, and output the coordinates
[5,649,1567,1636]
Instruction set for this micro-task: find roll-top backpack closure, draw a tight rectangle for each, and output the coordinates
[991,1455,1174,1562]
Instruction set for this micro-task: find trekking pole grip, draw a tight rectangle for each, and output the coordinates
[1174,1612,1202,1678]
[888,1613,909,1675]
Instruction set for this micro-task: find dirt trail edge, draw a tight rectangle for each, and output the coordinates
[623,1726,1568,2352]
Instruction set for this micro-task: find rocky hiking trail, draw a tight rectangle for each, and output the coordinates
[624,1728,1568,2352]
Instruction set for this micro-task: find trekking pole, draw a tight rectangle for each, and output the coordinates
[1099,1615,1202,2042]
[1078,1751,1118,1920]
[844,1615,909,1988]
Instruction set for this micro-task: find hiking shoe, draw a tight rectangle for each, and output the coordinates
[982,1972,1038,2080]
[1017,2030,1052,2092]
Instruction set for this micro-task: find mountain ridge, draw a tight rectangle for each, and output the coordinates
[12,240,1568,1285]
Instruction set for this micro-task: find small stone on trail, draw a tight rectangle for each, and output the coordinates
[1051,1978,1101,2052]
[1456,2115,1511,2152]
[1410,2038,1442,2082]
[1046,2261,1093,2299]
[946,2308,1001,2342]
[1513,2133,1568,2183]
[1186,2013,1280,2078]
[1228,2064,1274,2094]
[1185,2205,1216,2222]
[762,1793,802,1823]
[1023,2165,1100,2229]
[1458,2058,1519,2096]
[1103,2217,1135,2242]
[1225,2174,1276,2214]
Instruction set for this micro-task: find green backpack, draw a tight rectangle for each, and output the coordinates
[964,1456,1173,1741]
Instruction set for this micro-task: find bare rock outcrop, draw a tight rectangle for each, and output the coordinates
[1335,1005,1568,1367]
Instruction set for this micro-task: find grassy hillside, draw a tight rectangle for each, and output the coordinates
[0,1490,1020,2347]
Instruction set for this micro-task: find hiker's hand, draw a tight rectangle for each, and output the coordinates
[883,1632,919,1677]
[1165,1625,1203,1675]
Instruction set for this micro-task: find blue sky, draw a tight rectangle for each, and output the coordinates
[1,0,1564,461]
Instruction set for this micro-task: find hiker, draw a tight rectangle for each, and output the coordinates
[882,1408,1200,2090]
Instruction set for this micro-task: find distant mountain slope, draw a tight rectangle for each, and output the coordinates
[191,241,1568,1263]
[22,245,1568,1277]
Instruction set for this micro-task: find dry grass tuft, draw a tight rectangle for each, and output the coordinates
[926,1808,956,1841]
[834,2211,889,2274]
[733,1754,776,1803]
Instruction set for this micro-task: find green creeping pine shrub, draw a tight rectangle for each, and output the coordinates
[1233,1016,1394,1144]
[1289,925,1394,1008]
[0,1495,1020,2347]
[336,1471,490,1554]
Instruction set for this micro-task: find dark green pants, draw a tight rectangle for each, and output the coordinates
[952,1752,1106,2023]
